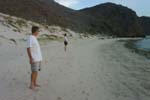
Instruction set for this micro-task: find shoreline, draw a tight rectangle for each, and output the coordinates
[123,39,150,59]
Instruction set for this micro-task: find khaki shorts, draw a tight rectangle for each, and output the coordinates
[31,61,41,72]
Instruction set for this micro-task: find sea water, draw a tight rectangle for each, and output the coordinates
[136,38,150,51]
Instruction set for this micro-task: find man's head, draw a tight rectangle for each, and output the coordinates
[32,26,40,36]
[64,33,67,36]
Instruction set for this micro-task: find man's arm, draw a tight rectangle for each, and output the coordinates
[27,48,33,64]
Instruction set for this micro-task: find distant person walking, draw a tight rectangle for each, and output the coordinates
[27,26,42,90]
[64,34,68,52]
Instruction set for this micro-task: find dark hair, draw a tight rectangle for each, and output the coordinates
[64,34,67,36]
[32,26,39,34]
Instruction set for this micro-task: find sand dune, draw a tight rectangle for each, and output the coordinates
[0,36,150,100]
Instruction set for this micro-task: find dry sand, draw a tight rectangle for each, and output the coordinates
[0,36,150,100]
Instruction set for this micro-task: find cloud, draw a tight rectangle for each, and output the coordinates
[54,0,81,7]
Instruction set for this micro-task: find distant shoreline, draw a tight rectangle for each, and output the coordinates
[123,39,150,59]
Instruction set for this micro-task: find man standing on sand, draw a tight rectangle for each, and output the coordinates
[27,26,42,89]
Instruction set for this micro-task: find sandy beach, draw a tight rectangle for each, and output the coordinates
[0,35,150,100]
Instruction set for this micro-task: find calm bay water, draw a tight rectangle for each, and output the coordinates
[136,38,150,51]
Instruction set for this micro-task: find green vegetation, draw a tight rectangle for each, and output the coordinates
[38,34,63,44]
[4,16,28,32]
[9,38,17,45]
[15,19,27,27]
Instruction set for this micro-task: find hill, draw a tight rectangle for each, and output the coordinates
[0,1,148,37]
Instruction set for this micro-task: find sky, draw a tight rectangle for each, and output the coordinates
[54,0,150,17]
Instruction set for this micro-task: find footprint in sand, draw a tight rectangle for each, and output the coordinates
[12,78,16,81]
[73,89,76,92]
[28,71,30,74]
[90,88,93,91]
[45,60,48,64]
[86,92,90,96]
[44,80,49,85]
[93,71,96,74]
[79,81,83,84]
[82,90,85,94]
[85,97,89,100]
[82,90,90,96]
[59,69,63,72]
[57,97,62,100]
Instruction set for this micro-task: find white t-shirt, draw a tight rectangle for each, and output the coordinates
[64,36,68,42]
[27,35,42,62]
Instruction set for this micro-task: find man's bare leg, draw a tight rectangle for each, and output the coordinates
[64,45,67,52]
[34,72,41,87]
[30,72,35,89]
